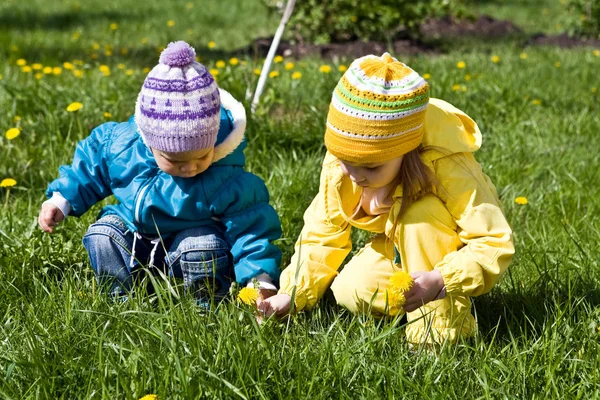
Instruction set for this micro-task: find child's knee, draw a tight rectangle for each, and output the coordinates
[331,268,391,316]
[83,215,131,252]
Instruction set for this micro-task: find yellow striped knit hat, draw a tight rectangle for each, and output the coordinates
[325,53,430,163]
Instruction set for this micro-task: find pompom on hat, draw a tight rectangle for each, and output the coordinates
[324,53,430,164]
[135,41,221,153]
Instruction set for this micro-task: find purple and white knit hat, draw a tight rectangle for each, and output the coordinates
[135,41,221,153]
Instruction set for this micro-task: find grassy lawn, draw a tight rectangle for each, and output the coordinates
[1,0,600,398]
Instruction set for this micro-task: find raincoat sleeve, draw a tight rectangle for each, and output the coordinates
[279,158,353,311]
[432,152,515,297]
[211,170,283,285]
[46,122,117,217]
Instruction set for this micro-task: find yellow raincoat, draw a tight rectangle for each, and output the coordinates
[279,98,515,344]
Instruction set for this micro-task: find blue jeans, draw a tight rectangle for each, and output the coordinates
[82,215,233,304]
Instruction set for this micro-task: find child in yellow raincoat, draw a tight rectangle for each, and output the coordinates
[260,53,515,344]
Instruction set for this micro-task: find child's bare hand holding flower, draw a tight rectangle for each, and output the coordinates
[38,203,65,233]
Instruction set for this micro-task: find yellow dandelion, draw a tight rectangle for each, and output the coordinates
[92,42,100,50]
[120,48,129,55]
[0,74,2,80]
[422,73,431,79]
[73,70,84,78]
[21,66,32,73]
[138,395,158,400]
[141,37,149,44]
[461,85,467,92]
[143,67,151,73]
[13,116,21,123]
[63,62,74,70]
[291,71,302,80]
[253,68,261,76]
[491,55,500,63]
[350,15,358,22]
[167,20,175,27]
[520,52,528,60]
[319,65,331,73]
[5,128,21,140]
[72,31,81,40]
[207,41,216,49]
[456,61,466,69]
[104,112,112,118]
[389,271,413,293]
[209,68,219,76]
[452,84,462,91]
[385,289,405,308]
[592,87,597,93]
[52,67,62,75]
[464,74,471,81]
[32,63,43,71]
[531,99,542,105]
[593,50,600,57]
[117,63,125,70]
[229,57,239,66]
[269,71,279,78]
[237,287,259,305]
[285,62,294,70]
[0,178,17,187]
[105,49,112,56]
[66,102,83,112]
[34,73,43,80]
[73,59,84,66]
[215,60,226,69]
[554,61,561,68]
[110,23,118,30]
[515,196,528,205]
[99,65,110,74]
[16,58,27,66]
[186,2,194,9]
[274,55,284,63]
[42,66,52,75]
[125,69,134,76]
[338,65,348,72]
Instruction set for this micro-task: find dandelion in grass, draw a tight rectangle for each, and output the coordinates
[125,69,134,76]
[0,74,3,80]
[207,41,216,49]
[143,67,151,73]
[491,55,500,63]
[209,68,219,77]
[66,102,83,112]
[5,128,21,140]
[285,62,294,70]
[319,65,331,73]
[13,116,21,123]
[594,50,600,57]
[291,71,302,80]
[73,70,83,78]
[104,112,112,119]
[34,73,43,80]
[215,60,226,69]
[520,52,528,60]
[141,37,149,44]
[554,61,561,68]
[43,66,52,75]
[452,84,461,91]
[72,31,81,40]
[110,23,118,30]
[593,87,597,93]
[186,2,194,9]
[138,395,158,400]
[274,55,284,63]
[456,61,466,69]
[229,57,239,66]
[21,66,32,73]
[515,196,528,205]
[422,73,431,80]
[1,178,16,207]
[237,287,259,305]
[338,65,347,72]
[16,58,27,66]
[105,49,112,57]
[117,63,125,69]
[32,63,43,70]
[253,68,261,76]
[269,71,279,78]
[531,99,541,105]
[92,42,100,50]
[63,62,74,70]
[167,20,175,27]
[52,67,62,75]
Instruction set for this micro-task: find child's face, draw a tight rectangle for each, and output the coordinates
[152,147,215,178]
[338,155,403,188]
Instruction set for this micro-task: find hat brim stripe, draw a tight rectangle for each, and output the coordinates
[332,92,429,119]
[347,66,426,93]
[326,121,423,140]
[335,84,429,110]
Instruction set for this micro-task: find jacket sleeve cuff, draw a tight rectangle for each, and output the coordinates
[434,252,464,295]
[246,273,277,291]
[43,192,72,219]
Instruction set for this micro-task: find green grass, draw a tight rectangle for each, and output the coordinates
[2,0,600,398]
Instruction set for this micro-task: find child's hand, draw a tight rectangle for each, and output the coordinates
[403,270,445,313]
[38,203,65,233]
[256,288,277,307]
[257,293,292,318]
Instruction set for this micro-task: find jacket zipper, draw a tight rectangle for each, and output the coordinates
[134,177,154,224]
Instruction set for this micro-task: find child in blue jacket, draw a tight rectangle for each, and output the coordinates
[37,41,282,305]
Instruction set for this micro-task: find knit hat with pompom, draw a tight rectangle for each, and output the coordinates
[135,41,221,153]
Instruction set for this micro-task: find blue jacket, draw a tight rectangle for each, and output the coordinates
[47,89,282,284]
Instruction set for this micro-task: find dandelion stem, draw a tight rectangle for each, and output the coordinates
[4,189,9,208]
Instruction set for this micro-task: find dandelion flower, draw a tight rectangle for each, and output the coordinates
[5,128,21,140]
[422,73,431,79]
[456,61,466,69]
[141,37,149,44]
[253,68,261,76]
[531,99,541,105]
[66,102,83,112]
[389,271,413,293]
[464,74,471,81]
[186,2,194,9]
[104,112,112,118]
[63,62,74,70]
[520,52,528,60]
[52,67,62,75]
[92,42,100,50]
[554,61,561,68]
[215,60,226,69]
[491,55,500,63]
[209,68,219,77]
[229,57,239,66]
[274,55,284,63]
[32,63,43,70]
[167,20,175,27]
[593,50,600,57]
[117,63,125,69]
[0,179,16,188]
[338,65,347,72]
[269,71,279,78]
[34,73,43,80]
[143,67,151,73]
[105,49,112,56]
[13,116,21,123]
[515,196,528,205]
[72,32,81,40]
[207,41,216,49]
[237,287,259,305]
[386,289,405,308]
[110,23,118,30]
[452,84,462,91]
[319,65,331,73]
[138,395,158,400]
[291,71,302,80]
[593,87,597,93]
[125,69,134,76]
[42,66,52,75]
[73,70,84,78]
[285,62,294,70]
[16,58,27,66]
[21,66,32,73]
